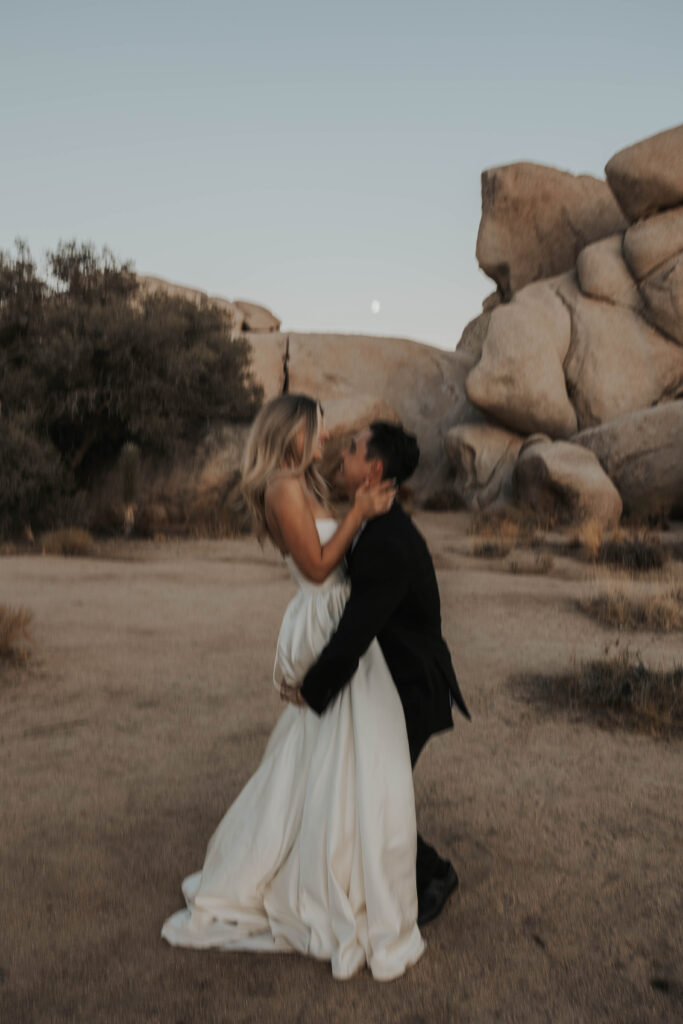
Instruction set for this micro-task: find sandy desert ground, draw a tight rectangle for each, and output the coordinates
[1,511,682,1024]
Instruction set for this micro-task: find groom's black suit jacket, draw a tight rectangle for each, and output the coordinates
[301,502,469,752]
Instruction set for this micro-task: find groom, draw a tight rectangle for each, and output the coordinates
[289,421,470,927]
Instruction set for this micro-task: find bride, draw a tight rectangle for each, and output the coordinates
[162,393,425,980]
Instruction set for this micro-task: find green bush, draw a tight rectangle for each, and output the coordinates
[119,442,141,506]
[0,240,263,537]
[0,419,72,536]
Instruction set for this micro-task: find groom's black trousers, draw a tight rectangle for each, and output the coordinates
[409,729,450,893]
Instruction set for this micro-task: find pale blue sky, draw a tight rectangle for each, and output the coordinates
[2,1,682,348]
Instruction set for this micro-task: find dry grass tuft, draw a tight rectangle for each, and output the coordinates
[40,528,95,556]
[0,604,33,661]
[535,553,555,573]
[508,553,555,575]
[473,540,513,559]
[578,579,683,633]
[469,509,521,543]
[571,517,605,559]
[596,530,666,572]
[469,505,561,552]
[569,524,668,572]
[517,652,683,737]
[469,507,562,561]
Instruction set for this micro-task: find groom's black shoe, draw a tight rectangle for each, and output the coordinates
[417,863,459,927]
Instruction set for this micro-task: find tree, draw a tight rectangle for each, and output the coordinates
[0,240,263,536]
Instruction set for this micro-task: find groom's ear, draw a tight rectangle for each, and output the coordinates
[366,457,385,484]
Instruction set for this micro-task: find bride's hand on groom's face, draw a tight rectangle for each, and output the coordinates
[353,479,396,521]
[279,682,308,707]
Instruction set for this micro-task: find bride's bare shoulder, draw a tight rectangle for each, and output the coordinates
[264,476,307,516]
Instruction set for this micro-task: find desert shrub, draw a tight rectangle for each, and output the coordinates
[119,441,141,535]
[571,517,605,560]
[0,419,73,536]
[0,240,263,538]
[568,524,668,572]
[132,503,169,538]
[473,540,513,559]
[535,553,554,573]
[119,442,141,506]
[578,580,683,633]
[517,652,682,737]
[596,531,666,572]
[468,504,559,546]
[0,604,33,661]
[513,503,560,533]
[508,553,554,575]
[469,509,521,543]
[40,527,95,556]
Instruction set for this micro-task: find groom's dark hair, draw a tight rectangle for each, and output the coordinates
[366,422,420,485]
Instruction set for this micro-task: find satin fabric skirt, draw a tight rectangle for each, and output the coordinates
[162,575,424,981]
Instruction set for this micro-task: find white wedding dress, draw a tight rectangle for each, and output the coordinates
[161,519,424,981]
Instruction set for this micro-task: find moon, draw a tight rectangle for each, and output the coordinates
[371,299,381,315]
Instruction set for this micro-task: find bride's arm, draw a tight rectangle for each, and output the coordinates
[265,476,394,584]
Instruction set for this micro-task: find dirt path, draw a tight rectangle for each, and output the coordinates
[1,512,681,1023]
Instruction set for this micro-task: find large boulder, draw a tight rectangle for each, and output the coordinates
[234,300,281,333]
[465,280,578,438]
[639,252,683,345]
[454,310,491,368]
[137,274,246,335]
[444,422,525,510]
[136,276,282,336]
[574,401,683,517]
[558,274,683,429]
[605,124,683,222]
[576,234,641,310]
[246,331,473,502]
[513,439,623,527]
[315,396,401,490]
[623,205,683,280]
[476,163,627,299]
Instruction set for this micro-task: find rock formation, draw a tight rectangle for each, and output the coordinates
[134,125,683,525]
[513,439,623,528]
[444,422,525,510]
[605,124,683,221]
[246,331,474,502]
[449,124,683,522]
[623,206,683,280]
[131,278,473,505]
[465,279,577,437]
[574,402,683,517]
[558,272,683,428]
[639,252,683,344]
[136,275,280,337]
[476,163,627,300]
[234,300,281,333]
[575,234,642,310]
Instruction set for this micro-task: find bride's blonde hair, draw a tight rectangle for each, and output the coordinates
[240,393,329,541]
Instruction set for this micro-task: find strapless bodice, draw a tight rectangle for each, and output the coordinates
[275,518,351,692]
[284,518,347,592]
